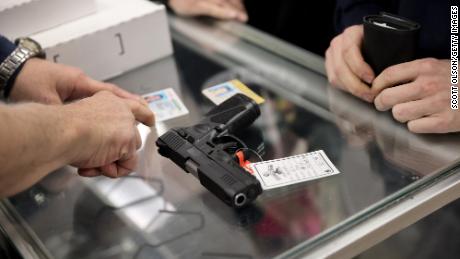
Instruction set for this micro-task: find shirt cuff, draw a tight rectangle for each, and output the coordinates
[0,35,24,98]
[0,35,15,63]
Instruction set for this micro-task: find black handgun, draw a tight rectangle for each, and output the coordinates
[156,94,263,208]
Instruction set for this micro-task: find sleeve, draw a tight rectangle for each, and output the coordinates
[0,35,24,98]
[0,35,16,63]
[335,0,397,33]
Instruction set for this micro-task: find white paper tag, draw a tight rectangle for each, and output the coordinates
[142,88,189,122]
[249,150,341,190]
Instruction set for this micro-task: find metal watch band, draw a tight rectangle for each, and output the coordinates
[0,46,35,92]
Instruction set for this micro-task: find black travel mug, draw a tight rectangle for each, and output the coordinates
[362,13,421,75]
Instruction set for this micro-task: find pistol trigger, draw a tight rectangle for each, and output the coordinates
[236,151,245,166]
[235,150,254,174]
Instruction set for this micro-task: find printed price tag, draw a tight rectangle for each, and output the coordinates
[249,150,341,190]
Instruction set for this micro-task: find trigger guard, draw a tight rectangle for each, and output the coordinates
[213,134,247,150]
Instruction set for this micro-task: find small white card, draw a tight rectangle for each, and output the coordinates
[249,150,341,190]
[142,88,189,122]
[202,81,243,105]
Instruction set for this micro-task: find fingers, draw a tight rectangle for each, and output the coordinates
[125,99,155,127]
[72,90,147,178]
[139,97,150,109]
[72,75,140,101]
[325,48,335,84]
[105,83,140,101]
[207,0,246,17]
[391,99,435,123]
[228,0,245,11]
[79,127,141,178]
[372,60,421,94]
[169,0,247,21]
[98,160,134,178]
[79,162,134,178]
[111,84,151,110]
[73,75,109,98]
[407,116,447,134]
[227,0,248,22]
[337,59,374,102]
[330,41,374,101]
[325,25,375,102]
[342,26,374,84]
[325,43,343,90]
[135,127,142,149]
[374,82,422,111]
[96,144,138,178]
[344,45,375,84]
[40,93,63,105]
[99,163,119,178]
[400,91,455,133]
[99,128,140,178]
[117,155,138,176]
[99,155,137,178]
[78,168,101,177]
[196,0,242,20]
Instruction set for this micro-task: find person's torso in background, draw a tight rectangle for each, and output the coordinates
[398,0,451,59]
[245,0,337,57]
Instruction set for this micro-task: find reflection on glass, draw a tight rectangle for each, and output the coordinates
[3,17,460,259]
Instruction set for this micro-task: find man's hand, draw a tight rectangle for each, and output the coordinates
[66,91,155,178]
[9,58,140,104]
[372,58,460,133]
[325,25,376,102]
[169,0,247,22]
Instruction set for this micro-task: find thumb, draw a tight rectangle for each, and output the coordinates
[71,75,140,101]
[125,99,155,126]
[41,90,63,105]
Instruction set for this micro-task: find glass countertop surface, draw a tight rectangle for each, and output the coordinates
[3,17,460,259]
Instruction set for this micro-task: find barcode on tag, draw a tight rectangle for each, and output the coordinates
[249,150,341,190]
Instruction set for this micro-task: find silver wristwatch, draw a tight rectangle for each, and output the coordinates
[0,37,45,95]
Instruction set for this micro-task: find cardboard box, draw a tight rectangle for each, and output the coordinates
[30,0,173,81]
[0,0,97,40]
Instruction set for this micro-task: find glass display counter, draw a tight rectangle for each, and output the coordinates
[1,15,459,259]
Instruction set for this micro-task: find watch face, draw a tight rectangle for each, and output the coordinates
[16,38,42,54]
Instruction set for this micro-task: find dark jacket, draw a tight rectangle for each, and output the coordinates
[0,35,23,97]
[335,0,453,59]
[0,35,15,63]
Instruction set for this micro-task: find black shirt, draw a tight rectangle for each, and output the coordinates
[335,0,454,59]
